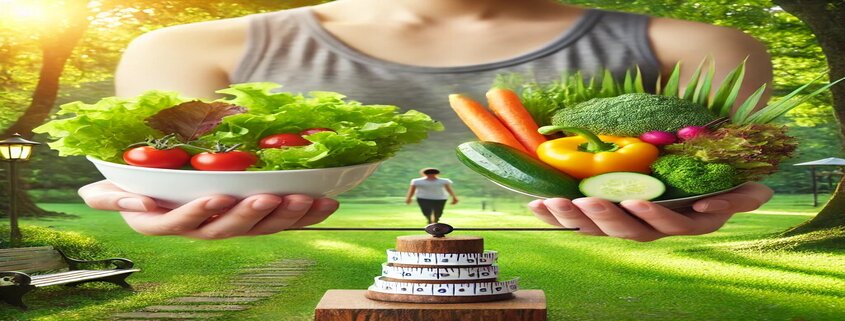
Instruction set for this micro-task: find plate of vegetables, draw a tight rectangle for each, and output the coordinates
[35,82,443,207]
[451,60,841,209]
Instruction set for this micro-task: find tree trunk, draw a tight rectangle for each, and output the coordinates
[774,0,845,235]
[0,0,91,219]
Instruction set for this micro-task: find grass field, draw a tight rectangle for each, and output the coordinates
[2,194,843,321]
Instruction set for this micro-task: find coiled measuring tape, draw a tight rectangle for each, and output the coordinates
[385,250,498,266]
[368,277,519,296]
[381,263,499,280]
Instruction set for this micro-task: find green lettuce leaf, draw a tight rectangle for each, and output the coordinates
[33,91,187,162]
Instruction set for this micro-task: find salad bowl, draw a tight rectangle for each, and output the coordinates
[88,156,381,208]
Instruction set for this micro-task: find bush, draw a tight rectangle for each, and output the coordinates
[0,225,106,260]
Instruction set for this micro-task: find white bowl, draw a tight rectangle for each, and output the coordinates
[87,156,381,208]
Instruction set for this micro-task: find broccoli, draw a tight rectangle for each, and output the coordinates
[551,93,718,136]
[651,155,737,197]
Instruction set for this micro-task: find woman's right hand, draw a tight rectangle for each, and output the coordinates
[78,180,339,240]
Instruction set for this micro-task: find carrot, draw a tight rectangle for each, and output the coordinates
[486,88,546,156]
[449,94,529,153]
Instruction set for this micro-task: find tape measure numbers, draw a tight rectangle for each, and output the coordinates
[386,250,498,266]
[368,277,519,296]
[381,263,499,280]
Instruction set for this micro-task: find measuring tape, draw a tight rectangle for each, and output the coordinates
[381,263,499,280]
[386,250,498,266]
[368,277,519,296]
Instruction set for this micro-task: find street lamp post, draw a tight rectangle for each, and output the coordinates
[0,133,40,246]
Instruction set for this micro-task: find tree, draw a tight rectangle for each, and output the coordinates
[773,0,845,235]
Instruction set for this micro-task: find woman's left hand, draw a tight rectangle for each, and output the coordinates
[528,182,773,242]
[451,198,459,205]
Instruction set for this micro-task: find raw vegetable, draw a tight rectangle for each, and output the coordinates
[651,155,737,197]
[124,146,189,169]
[639,131,676,146]
[664,124,797,181]
[145,101,246,142]
[550,93,718,136]
[259,133,311,148]
[578,172,665,202]
[34,83,443,170]
[536,126,659,179]
[455,141,582,199]
[676,126,709,141]
[190,143,257,171]
[448,94,528,153]
[33,91,186,162]
[486,88,547,155]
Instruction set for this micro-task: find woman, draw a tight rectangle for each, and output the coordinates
[405,168,459,224]
[79,0,773,241]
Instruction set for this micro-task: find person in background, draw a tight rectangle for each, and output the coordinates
[405,168,459,224]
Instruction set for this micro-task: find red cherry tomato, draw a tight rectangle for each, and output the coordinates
[259,133,311,148]
[299,128,335,136]
[190,151,258,171]
[123,146,190,169]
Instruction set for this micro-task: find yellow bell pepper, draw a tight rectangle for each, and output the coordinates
[536,126,659,179]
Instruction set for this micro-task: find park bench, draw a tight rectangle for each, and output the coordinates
[0,246,139,309]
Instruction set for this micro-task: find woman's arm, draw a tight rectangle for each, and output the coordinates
[649,17,773,111]
[115,17,249,98]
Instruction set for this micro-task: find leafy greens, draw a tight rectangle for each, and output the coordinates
[34,82,444,170]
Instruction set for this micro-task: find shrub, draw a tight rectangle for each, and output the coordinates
[0,225,106,260]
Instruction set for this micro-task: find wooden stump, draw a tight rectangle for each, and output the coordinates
[315,290,546,321]
[395,235,483,253]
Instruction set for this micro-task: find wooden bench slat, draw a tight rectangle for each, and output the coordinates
[0,251,60,260]
[0,261,65,270]
[0,248,57,256]
[1,262,67,273]
[30,270,95,282]
[33,269,139,287]
[31,269,121,282]
[0,246,54,254]
[0,254,64,266]
[0,257,67,271]
[32,270,126,283]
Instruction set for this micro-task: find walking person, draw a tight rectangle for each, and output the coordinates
[405,168,459,224]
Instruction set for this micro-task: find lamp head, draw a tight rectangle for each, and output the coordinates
[0,133,40,161]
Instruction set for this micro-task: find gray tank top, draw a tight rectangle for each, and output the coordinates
[231,7,661,196]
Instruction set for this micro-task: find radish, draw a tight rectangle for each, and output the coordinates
[677,126,709,141]
[639,131,676,146]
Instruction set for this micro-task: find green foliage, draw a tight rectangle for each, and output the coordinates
[0,225,106,260]
[651,155,738,198]
[551,93,718,136]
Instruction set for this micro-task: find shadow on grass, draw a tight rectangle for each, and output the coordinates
[673,228,845,282]
[5,283,138,312]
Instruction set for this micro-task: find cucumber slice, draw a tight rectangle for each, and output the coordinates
[578,172,665,202]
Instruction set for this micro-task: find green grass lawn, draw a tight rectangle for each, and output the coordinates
[2,194,843,321]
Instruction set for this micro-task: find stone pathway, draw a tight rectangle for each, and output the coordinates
[112,259,314,320]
